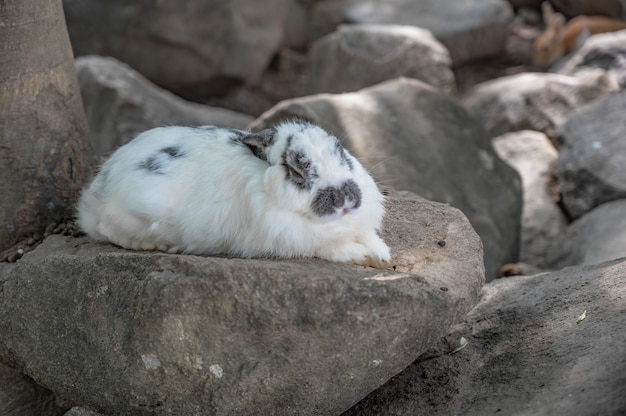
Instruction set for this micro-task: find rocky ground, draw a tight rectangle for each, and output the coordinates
[2,1,626,415]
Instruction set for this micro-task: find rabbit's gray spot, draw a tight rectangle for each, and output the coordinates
[160,146,185,158]
[138,157,164,174]
[240,129,275,161]
[312,180,362,216]
[284,150,315,190]
[333,139,353,171]
[342,179,362,208]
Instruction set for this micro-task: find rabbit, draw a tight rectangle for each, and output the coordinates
[77,121,391,268]
[533,1,626,68]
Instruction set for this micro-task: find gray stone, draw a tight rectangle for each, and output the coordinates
[463,70,618,139]
[343,0,514,65]
[63,0,289,97]
[64,407,106,416]
[557,31,626,88]
[549,0,623,18]
[493,131,567,268]
[0,191,485,415]
[251,78,522,281]
[76,55,254,156]
[307,0,350,43]
[0,363,66,416]
[547,199,626,269]
[345,258,626,416]
[557,89,626,219]
[308,24,455,94]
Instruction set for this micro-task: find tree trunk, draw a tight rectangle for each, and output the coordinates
[0,0,93,250]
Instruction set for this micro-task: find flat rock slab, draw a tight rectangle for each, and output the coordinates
[345,258,626,415]
[0,191,484,415]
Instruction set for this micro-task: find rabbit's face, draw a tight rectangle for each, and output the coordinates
[264,122,367,222]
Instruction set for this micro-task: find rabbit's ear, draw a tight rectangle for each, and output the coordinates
[241,129,275,161]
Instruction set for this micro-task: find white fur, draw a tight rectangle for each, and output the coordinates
[77,121,391,266]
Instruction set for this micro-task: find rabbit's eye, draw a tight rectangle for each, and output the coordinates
[283,150,315,190]
[285,163,309,189]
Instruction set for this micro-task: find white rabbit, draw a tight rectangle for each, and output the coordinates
[77,121,391,268]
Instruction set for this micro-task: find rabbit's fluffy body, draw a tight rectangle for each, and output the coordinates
[78,122,390,267]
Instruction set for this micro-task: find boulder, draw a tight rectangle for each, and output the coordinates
[547,199,626,269]
[308,24,455,94]
[0,191,485,415]
[63,0,290,98]
[463,70,618,139]
[0,363,66,416]
[557,31,626,88]
[76,55,254,156]
[549,0,623,18]
[343,0,514,65]
[493,131,567,268]
[250,78,522,280]
[307,0,349,43]
[344,258,626,415]
[557,90,626,219]
[64,408,105,416]
[507,0,543,8]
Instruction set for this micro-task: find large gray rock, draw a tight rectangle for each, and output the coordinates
[0,363,66,416]
[343,0,514,65]
[63,0,290,98]
[64,408,105,416]
[547,199,626,269]
[557,31,626,88]
[549,0,624,18]
[493,131,567,268]
[557,90,626,219]
[345,258,626,415]
[0,191,485,415]
[250,78,522,280]
[307,0,350,43]
[308,24,455,94]
[463,70,618,139]
[76,55,254,156]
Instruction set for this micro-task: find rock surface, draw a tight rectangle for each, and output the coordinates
[493,131,567,268]
[343,0,514,65]
[250,78,522,280]
[344,258,626,415]
[557,31,626,88]
[547,199,626,269]
[463,70,618,139]
[0,363,65,416]
[63,0,290,98]
[549,0,624,18]
[557,89,626,219]
[76,55,254,156]
[0,191,485,415]
[64,408,104,416]
[308,24,455,94]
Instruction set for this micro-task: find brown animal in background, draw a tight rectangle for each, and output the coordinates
[533,1,626,67]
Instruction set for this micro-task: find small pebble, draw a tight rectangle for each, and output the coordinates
[437,240,446,247]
